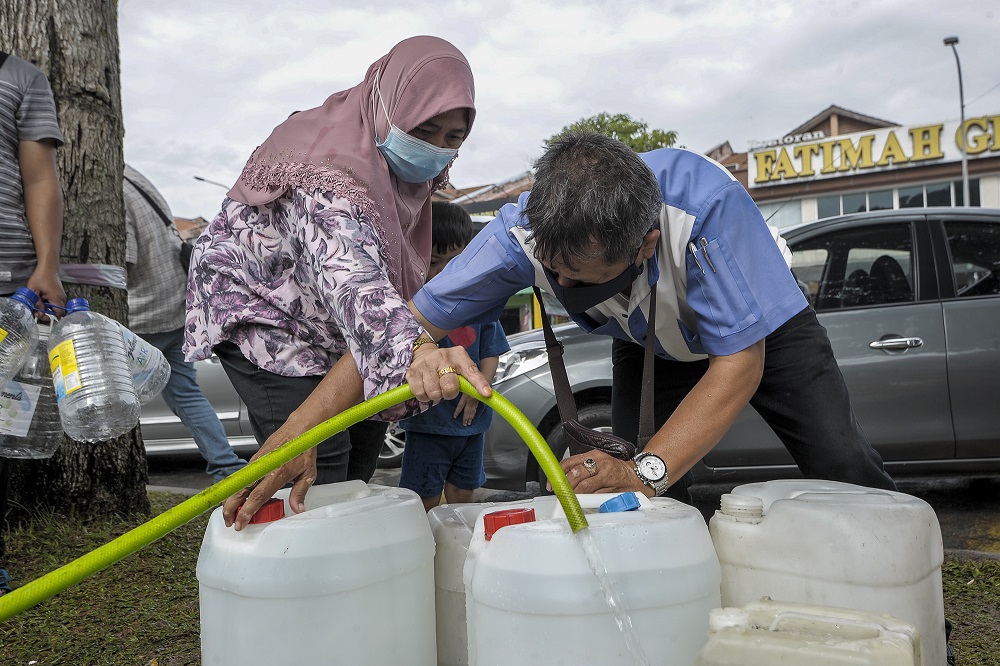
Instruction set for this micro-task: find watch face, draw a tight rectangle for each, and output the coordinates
[637,454,666,482]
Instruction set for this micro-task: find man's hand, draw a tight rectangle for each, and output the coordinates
[26,267,65,321]
[556,450,652,497]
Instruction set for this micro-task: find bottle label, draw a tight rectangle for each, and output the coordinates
[48,339,82,401]
[0,327,8,344]
[0,380,41,437]
[120,326,153,371]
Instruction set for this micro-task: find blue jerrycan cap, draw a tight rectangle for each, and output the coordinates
[599,492,642,513]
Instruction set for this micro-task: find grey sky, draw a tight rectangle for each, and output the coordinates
[119,0,999,219]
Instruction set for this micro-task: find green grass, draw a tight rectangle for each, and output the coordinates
[1,493,206,665]
[1,492,998,665]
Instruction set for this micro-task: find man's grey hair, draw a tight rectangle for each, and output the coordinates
[523,131,662,266]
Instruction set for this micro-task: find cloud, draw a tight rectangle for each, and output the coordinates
[119,0,999,218]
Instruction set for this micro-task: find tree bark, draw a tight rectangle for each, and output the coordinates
[1,0,149,520]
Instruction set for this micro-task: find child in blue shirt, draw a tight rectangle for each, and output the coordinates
[398,203,510,511]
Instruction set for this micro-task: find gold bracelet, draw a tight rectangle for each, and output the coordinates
[413,332,437,353]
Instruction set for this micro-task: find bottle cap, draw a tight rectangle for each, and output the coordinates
[10,287,40,308]
[242,497,285,524]
[484,507,535,541]
[65,297,91,313]
[599,492,642,513]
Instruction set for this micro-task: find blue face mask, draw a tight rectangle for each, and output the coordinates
[376,125,458,183]
[372,68,459,183]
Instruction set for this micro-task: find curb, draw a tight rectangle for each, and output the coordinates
[944,548,1000,562]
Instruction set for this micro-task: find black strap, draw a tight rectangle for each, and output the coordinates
[533,280,657,450]
[124,174,174,228]
[0,51,9,70]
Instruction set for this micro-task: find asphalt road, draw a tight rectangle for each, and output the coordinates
[148,454,1000,556]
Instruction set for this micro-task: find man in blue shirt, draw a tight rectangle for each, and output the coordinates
[410,131,895,502]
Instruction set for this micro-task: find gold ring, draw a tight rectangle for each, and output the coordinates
[438,366,457,377]
[582,458,597,476]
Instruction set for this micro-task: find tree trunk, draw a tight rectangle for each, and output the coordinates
[1,0,149,520]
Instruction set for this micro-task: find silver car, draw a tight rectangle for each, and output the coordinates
[139,354,258,457]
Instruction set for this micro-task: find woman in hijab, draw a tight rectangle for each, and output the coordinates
[185,36,489,525]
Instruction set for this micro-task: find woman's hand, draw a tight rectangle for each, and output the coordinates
[556,450,652,497]
[406,344,492,403]
[222,422,319,530]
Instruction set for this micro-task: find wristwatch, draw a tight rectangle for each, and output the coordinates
[632,451,669,497]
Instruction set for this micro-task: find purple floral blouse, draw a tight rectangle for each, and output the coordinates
[184,189,424,421]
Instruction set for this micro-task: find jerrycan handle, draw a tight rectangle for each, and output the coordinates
[784,488,893,501]
[299,479,372,511]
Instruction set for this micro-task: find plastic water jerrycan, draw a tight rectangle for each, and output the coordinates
[198,481,436,666]
[709,479,945,666]
[463,493,721,666]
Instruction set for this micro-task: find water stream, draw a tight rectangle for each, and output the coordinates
[576,527,651,665]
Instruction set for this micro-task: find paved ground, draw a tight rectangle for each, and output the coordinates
[148,455,1000,556]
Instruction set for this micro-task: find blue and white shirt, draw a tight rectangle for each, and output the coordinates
[413,148,808,362]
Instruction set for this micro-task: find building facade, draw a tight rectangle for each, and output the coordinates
[727,105,1000,228]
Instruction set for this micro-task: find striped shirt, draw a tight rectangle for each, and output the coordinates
[0,53,63,293]
[124,164,188,334]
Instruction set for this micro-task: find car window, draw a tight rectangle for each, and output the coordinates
[945,221,1000,298]
[790,222,914,311]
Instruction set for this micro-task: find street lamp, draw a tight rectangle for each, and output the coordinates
[193,175,230,190]
[943,36,970,207]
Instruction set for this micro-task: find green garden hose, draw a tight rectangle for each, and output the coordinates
[0,377,587,622]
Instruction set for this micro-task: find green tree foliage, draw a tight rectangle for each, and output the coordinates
[544,112,677,152]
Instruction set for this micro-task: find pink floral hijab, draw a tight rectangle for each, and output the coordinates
[228,36,476,300]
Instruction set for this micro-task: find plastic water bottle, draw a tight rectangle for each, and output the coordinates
[47,298,140,442]
[0,323,63,458]
[114,321,171,405]
[0,287,41,387]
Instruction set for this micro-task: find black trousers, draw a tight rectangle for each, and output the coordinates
[611,307,897,504]
[213,342,388,485]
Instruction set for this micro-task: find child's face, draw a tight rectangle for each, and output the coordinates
[428,243,466,280]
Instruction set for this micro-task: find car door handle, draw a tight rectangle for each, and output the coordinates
[868,336,923,350]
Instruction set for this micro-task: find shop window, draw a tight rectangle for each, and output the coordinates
[757,200,802,229]
[926,181,951,207]
[868,190,893,211]
[842,192,867,214]
[899,186,925,208]
[817,196,841,219]
[954,179,981,207]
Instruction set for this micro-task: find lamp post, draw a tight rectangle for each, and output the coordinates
[943,36,970,207]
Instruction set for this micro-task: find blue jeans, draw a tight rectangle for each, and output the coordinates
[140,328,247,481]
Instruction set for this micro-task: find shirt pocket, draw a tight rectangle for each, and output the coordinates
[691,237,760,337]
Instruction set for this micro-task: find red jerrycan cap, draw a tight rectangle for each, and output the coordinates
[241,497,285,524]
[484,507,536,541]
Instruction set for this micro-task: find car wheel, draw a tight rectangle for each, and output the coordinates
[377,422,405,469]
[535,402,613,491]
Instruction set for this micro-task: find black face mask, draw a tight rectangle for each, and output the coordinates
[543,261,644,314]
